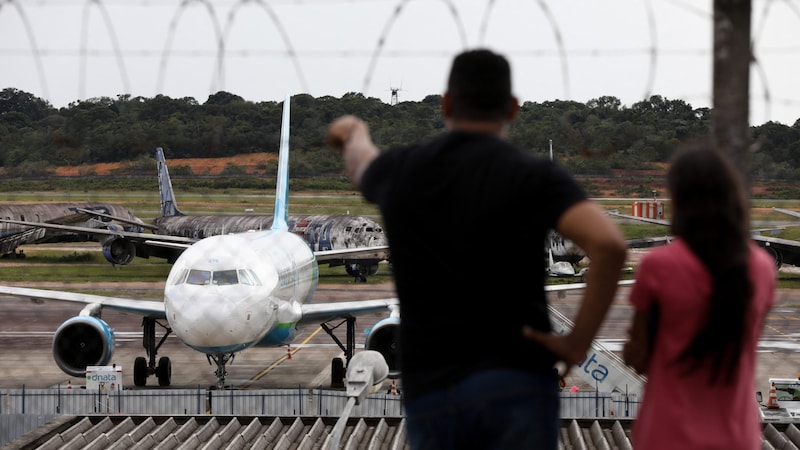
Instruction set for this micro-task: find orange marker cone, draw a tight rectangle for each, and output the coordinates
[768,382,779,409]
[66,380,72,390]
[287,346,292,360]
[390,380,398,395]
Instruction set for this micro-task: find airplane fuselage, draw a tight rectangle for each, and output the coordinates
[0,202,144,254]
[152,214,386,252]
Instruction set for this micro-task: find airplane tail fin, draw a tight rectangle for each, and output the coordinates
[156,147,184,217]
[271,96,291,232]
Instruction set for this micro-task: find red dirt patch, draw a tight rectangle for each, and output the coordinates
[54,153,278,177]
[47,154,774,198]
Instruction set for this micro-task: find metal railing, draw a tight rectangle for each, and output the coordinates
[1,386,638,418]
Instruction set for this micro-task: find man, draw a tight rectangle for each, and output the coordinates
[327,49,627,449]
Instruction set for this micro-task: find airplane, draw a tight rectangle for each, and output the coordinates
[547,248,588,278]
[0,202,151,259]
[609,210,800,268]
[547,230,586,264]
[0,96,401,389]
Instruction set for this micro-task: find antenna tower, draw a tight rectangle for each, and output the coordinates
[389,85,403,105]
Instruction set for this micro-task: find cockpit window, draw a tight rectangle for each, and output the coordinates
[212,270,239,286]
[238,269,260,286]
[172,269,189,285]
[183,268,261,286]
[187,270,212,285]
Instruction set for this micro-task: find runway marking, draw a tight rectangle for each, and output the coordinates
[248,327,324,382]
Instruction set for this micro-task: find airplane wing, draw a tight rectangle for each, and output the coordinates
[299,280,636,323]
[0,285,166,318]
[625,235,673,248]
[73,207,159,231]
[606,211,674,249]
[313,246,390,263]
[545,279,635,292]
[300,298,399,323]
[0,218,196,248]
[0,227,47,253]
[773,207,800,220]
[38,209,116,226]
[610,210,800,267]
[607,211,669,226]
[751,234,800,267]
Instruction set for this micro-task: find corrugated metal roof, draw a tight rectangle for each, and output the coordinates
[6,416,800,450]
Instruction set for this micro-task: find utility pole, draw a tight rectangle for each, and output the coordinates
[712,0,752,193]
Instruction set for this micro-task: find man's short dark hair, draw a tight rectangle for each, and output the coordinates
[446,49,513,121]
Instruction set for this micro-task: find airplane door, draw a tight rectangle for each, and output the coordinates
[318,222,333,251]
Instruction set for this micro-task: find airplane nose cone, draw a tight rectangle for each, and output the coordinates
[166,286,275,351]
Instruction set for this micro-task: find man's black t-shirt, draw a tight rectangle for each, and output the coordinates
[360,131,587,401]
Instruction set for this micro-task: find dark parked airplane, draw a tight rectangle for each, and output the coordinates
[0,202,150,258]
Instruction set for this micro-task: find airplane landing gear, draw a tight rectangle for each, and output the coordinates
[321,317,355,388]
[331,357,345,388]
[133,317,173,387]
[346,263,369,283]
[157,356,172,386]
[207,353,235,390]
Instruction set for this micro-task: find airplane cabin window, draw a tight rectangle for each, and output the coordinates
[187,269,212,285]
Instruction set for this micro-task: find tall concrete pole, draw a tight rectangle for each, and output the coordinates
[712,0,752,193]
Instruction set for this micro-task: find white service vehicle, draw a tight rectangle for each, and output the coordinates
[759,377,800,421]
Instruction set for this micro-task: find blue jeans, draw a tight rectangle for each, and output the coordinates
[404,369,559,450]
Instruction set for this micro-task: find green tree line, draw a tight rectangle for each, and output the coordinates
[1,87,799,182]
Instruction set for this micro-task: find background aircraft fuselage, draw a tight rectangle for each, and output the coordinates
[0,202,144,256]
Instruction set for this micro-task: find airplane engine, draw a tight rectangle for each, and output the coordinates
[52,316,115,377]
[102,237,136,266]
[365,317,401,378]
[763,245,784,268]
[345,261,380,280]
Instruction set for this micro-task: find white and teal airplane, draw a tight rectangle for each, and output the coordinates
[0,96,400,389]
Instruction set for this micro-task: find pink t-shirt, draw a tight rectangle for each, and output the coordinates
[630,239,776,450]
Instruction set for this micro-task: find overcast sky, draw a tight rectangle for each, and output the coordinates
[0,0,798,126]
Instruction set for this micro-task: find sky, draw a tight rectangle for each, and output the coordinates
[0,0,798,126]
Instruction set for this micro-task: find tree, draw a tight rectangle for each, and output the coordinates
[0,88,53,121]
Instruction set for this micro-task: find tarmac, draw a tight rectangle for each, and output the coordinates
[2,250,800,397]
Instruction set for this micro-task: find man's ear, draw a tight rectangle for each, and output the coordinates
[441,92,453,118]
[508,96,520,122]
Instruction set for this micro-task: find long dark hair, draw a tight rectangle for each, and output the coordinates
[668,141,752,383]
